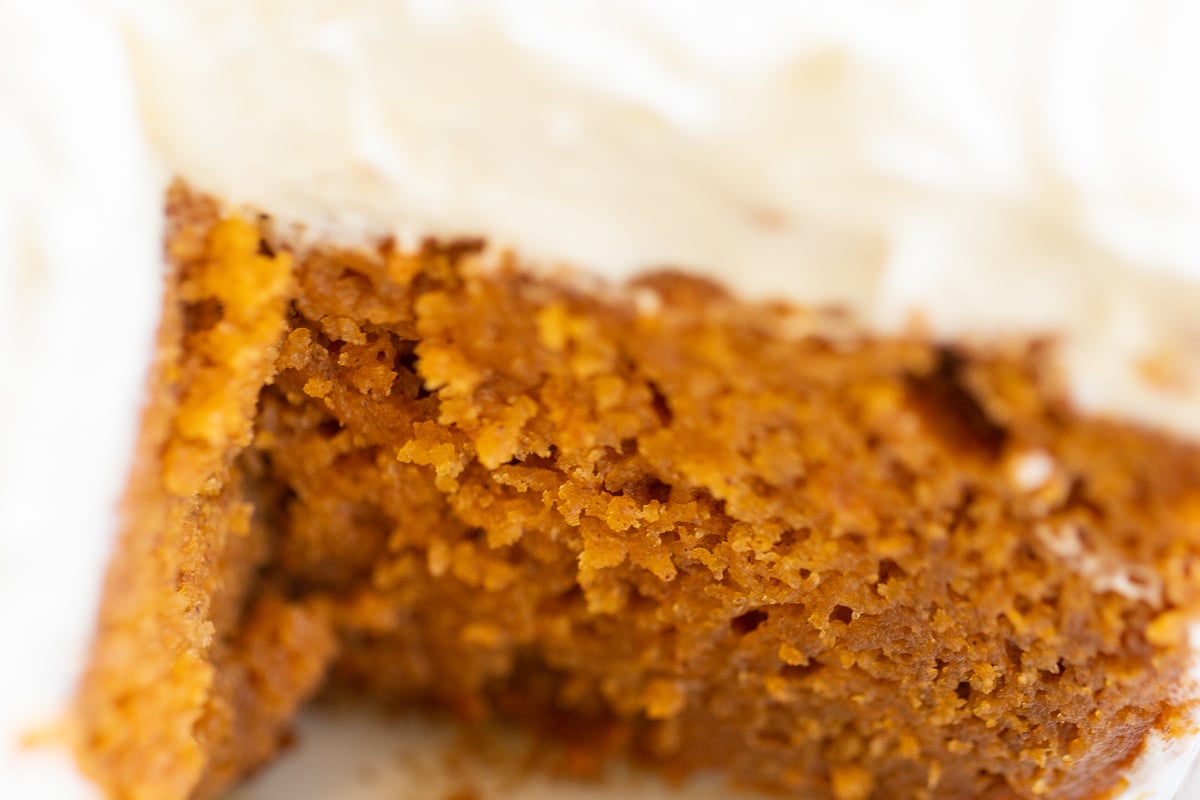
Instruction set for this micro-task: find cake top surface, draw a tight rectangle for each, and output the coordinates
[120,0,1200,439]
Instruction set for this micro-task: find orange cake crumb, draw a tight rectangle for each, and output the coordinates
[75,186,1200,800]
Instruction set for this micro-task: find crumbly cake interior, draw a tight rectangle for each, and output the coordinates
[75,186,1200,800]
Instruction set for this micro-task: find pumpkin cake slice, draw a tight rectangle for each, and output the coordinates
[75,182,1200,800]
[3,3,1200,800]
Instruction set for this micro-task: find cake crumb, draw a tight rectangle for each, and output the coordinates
[830,764,874,800]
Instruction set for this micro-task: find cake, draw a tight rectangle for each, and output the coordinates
[5,2,1200,800]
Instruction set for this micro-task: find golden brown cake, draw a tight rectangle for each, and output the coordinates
[74,186,1200,800]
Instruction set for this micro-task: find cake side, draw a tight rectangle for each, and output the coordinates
[75,188,1200,800]
[73,190,335,800]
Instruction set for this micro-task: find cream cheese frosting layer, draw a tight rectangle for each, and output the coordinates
[117,0,1200,439]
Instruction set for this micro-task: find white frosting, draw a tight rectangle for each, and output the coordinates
[3,1,1200,798]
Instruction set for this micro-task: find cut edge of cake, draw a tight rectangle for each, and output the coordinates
[73,185,1200,800]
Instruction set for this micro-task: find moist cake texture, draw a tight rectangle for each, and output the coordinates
[74,186,1200,800]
